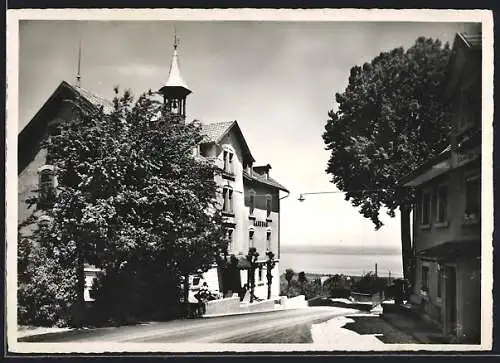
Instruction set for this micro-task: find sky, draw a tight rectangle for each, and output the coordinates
[18,20,467,254]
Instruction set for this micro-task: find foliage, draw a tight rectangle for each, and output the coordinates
[18,229,78,327]
[323,37,452,280]
[280,273,321,300]
[351,272,387,295]
[18,88,227,326]
[323,37,452,229]
[323,274,352,298]
[284,268,295,295]
[297,271,308,294]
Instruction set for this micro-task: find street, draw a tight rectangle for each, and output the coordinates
[20,306,361,344]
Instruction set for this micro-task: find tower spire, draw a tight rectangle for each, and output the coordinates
[76,40,82,87]
[158,29,192,120]
[174,27,179,50]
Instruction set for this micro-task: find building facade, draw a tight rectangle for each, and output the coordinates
[195,122,288,299]
[402,31,482,343]
[18,38,288,304]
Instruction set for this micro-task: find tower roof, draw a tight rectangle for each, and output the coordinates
[159,39,192,97]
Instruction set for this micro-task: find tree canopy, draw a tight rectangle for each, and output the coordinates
[323,37,452,281]
[323,37,452,230]
[19,88,227,326]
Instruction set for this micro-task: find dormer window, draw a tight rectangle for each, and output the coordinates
[222,186,234,215]
[38,165,56,203]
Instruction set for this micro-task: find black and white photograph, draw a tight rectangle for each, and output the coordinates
[6,9,493,353]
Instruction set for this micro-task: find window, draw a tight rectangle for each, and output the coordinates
[222,186,234,214]
[258,266,263,281]
[248,228,255,247]
[223,150,234,175]
[436,185,448,223]
[266,229,272,251]
[266,195,272,218]
[465,176,481,222]
[420,192,431,226]
[421,266,429,293]
[38,165,56,202]
[249,190,256,216]
[200,144,211,157]
[225,228,234,251]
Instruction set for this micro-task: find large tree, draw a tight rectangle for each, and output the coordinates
[323,37,452,282]
[19,88,227,326]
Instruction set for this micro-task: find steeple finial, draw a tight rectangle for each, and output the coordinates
[76,40,82,87]
[174,27,179,50]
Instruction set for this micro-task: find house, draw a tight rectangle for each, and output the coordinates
[195,121,288,299]
[401,30,482,343]
[18,37,288,304]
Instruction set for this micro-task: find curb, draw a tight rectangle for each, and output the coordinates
[203,305,309,318]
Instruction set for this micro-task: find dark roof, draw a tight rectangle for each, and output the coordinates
[71,84,115,114]
[458,32,482,49]
[398,146,451,187]
[243,169,289,193]
[19,80,114,135]
[418,240,480,261]
[200,121,255,163]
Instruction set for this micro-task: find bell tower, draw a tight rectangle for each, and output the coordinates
[158,31,192,118]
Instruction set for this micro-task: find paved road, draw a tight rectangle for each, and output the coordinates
[22,306,361,344]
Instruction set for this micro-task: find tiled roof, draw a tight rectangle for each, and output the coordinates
[243,170,289,193]
[201,121,235,143]
[69,83,115,114]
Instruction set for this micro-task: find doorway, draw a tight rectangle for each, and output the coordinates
[445,266,457,336]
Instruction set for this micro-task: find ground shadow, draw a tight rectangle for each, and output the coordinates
[342,315,418,344]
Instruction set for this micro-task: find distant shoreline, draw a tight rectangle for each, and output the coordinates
[280,271,404,280]
[281,245,402,256]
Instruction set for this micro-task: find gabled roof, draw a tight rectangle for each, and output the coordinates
[201,121,255,163]
[243,169,289,193]
[201,121,235,143]
[19,80,114,136]
[445,31,482,98]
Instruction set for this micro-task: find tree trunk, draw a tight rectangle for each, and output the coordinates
[400,204,412,284]
[267,275,272,300]
[249,267,255,303]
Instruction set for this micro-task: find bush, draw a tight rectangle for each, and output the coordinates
[351,272,387,294]
[18,237,78,327]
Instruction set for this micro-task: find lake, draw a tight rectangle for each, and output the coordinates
[279,244,404,278]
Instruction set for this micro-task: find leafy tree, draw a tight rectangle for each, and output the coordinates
[297,271,307,294]
[284,268,295,296]
[323,37,452,281]
[246,247,259,303]
[265,251,277,300]
[19,88,227,326]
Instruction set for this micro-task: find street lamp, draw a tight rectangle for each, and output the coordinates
[298,188,396,202]
[297,191,340,202]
